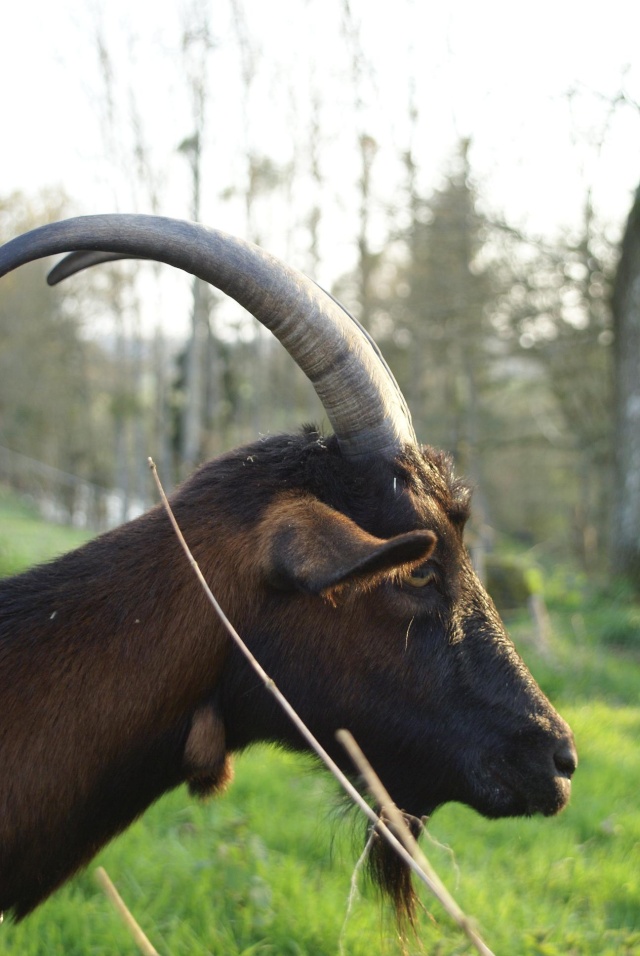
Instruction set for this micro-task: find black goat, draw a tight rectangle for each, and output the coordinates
[0,216,577,921]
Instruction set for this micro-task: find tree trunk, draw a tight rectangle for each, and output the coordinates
[612,185,640,584]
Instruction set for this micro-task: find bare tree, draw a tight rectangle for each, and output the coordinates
[340,0,380,332]
[612,184,640,585]
[92,17,155,515]
[177,4,216,474]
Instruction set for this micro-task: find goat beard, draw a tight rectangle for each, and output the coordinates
[365,812,423,927]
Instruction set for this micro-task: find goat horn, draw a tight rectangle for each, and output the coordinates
[0,215,416,460]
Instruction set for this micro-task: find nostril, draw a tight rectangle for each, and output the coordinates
[554,739,578,778]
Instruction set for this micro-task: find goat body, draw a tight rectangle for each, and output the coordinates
[0,217,577,921]
[0,432,575,919]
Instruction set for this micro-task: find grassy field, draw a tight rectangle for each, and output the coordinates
[0,489,92,576]
[0,492,639,954]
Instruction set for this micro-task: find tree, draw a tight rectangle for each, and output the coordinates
[0,191,116,521]
[177,6,217,476]
[494,196,614,569]
[358,140,614,562]
[612,183,640,585]
[377,141,497,559]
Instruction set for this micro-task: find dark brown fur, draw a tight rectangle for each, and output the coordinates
[0,428,576,921]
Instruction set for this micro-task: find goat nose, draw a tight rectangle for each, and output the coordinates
[554,738,578,778]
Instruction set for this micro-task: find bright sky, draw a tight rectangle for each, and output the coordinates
[1,0,639,319]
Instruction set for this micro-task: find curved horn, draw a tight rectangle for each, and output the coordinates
[48,250,142,281]
[0,215,416,460]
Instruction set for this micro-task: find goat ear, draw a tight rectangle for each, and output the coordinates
[261,496,436,595]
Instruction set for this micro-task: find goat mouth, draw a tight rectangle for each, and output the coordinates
[468,767,573,820]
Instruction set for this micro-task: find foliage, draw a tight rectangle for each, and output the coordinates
[379,141,497,462]
[491,196,615,571]
[542,573,640,652]
[484,553,543,612]
[0,192,131,521]
[0,210,89,465]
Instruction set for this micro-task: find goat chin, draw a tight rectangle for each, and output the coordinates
[362,763,572,925]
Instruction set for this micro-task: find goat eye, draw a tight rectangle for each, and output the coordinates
[402,564,437,589]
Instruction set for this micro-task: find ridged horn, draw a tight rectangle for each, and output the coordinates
[0,215,416,460]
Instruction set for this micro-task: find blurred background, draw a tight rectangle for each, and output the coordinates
[1,4,640,953]
[1,0,640,591]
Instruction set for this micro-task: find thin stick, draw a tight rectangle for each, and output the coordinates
[95,867,160,956]
[148,458,495,956]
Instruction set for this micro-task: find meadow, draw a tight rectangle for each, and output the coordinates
[0,492,638,955]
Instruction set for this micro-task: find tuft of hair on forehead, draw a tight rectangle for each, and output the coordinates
[399,444,473,526]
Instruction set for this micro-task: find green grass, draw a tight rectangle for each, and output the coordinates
[0,493,639,954]
[0,487,91,576]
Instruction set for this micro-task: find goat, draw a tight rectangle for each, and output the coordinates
[0,216,577,922]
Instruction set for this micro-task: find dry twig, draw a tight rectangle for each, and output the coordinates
[148,458,495,956]
[95,867,160,956]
